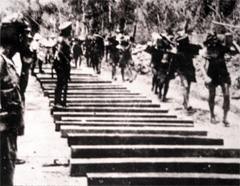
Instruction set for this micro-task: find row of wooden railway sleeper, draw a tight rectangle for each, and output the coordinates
[36,67,240,186]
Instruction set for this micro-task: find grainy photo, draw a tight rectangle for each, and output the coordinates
[0,0,240,185]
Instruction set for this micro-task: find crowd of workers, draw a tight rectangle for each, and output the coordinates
[1,12,240,186]
[45,22,238,128]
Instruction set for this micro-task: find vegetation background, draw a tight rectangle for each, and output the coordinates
[0,1,239,184]
[0,0,239,116]
[0,0,240,44]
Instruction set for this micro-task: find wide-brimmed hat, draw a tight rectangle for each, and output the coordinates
[203,33,219,46]
[93,33,103,39]
[34,33,42,41]
[78,34,86,41]
[151,32,162,47]
[151,32,162,41]
[50,33,56,38]
[59,21,72,30]
[176,34,189,45]
[1,13,30,34]
[160,33,175,45]
[115,28,120,33]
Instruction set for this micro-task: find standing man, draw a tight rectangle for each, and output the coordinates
[0,13,31,186]
[53,21,72,108]
[30,33,44,75]
[201,33,233,126]
[15,22,34,165]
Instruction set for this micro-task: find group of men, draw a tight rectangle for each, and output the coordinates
[1,12,238,185]
[83,27,237,128]
[68,29,135,82]
[84,34,105,74]
[32,21,239,127]
[144,29,238,127]
[52,27,136,108]
[106,31,135,82]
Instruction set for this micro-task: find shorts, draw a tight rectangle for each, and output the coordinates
[157,69,167,84]
[207,58,231,86]
[210,75,231,87]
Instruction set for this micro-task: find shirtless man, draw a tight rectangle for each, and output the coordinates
[202,33,232,126]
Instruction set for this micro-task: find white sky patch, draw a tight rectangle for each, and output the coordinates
[0,0,11,10]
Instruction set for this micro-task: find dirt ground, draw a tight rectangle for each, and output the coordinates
[14,52,240,185]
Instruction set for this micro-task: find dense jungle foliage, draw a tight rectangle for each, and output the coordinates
[0,0,239,43]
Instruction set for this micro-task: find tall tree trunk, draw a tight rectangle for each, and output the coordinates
[108,0,112,31]
[76,20,80,36]
[82,1,87,36]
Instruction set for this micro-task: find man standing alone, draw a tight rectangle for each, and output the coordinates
[53,21,72,108]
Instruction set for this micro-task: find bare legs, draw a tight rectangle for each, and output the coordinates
[181,78,191,110]
[208,83,230,126]
[208,85,218,124]
[221,83,230,126]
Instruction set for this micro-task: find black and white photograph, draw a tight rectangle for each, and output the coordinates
[0,0,240,185]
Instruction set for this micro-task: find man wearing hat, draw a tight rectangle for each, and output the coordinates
[0,13,32,186]
[53,21,72,108]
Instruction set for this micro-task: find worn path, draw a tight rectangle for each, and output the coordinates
[14,61,240,185]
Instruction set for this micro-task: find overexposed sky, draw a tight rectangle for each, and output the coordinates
[0,0,12,10]
[38,0,62,5]
[0,0,60,10]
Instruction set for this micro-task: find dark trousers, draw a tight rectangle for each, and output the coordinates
[0,131,17,186]
[91,56,101,74]
[31,59,43,73]
[31,51,37,74]
[54,71,68,106]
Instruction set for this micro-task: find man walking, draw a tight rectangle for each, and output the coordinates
[202,33,233,126]
[175,34,200,113]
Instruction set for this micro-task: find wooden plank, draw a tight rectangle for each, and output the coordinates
[61,126,205,137]
[48,95,147,99]
[52,107,168,113]
[71,145,240,158]
[53,112,177,121]
[70,157,239,176]
[42,84,122,90]
[54,103,161,108]
[39,79,112,83]
[67,133,223,146]
[45,88,132,94]
[55,120,194,131]
[87,172,240,185]
[49,98,152,103]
